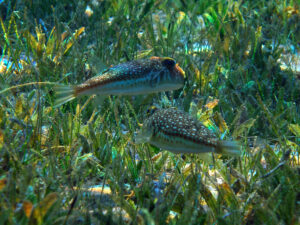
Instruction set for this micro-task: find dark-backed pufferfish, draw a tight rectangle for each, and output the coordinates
[55,57,185,106]
[136,108,241,155]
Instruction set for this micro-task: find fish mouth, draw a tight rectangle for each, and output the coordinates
[175,63,185,79]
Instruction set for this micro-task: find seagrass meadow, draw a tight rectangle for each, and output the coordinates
[0,0,299,224]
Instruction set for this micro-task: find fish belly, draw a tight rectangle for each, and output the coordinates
[79,78,182,96]
[150,134,216,154]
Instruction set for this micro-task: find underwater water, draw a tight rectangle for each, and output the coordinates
[0,1,299,224]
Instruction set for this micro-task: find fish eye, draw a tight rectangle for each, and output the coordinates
[162,58,176,68]
[146,105,158,117]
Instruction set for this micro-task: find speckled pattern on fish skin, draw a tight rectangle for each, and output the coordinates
[146,108,218,147]
[54,57,185,106]
[137,107,240,155]
[74,57,185,95]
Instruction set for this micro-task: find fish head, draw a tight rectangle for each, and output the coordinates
[163,57,185,79]
[150,57,185,89]
[160,57,185,82]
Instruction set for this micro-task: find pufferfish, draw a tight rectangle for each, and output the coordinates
[55,57,185,106]
[136,108,241,155]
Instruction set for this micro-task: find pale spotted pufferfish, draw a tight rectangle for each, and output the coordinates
[136,108,241,155]
[55,57,185,106]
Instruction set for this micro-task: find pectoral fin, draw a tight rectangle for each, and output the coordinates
[135,129,152,144]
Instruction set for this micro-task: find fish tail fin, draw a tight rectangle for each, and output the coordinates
[54,84,78,107]
[216,140,242,156]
